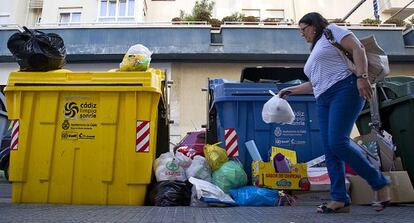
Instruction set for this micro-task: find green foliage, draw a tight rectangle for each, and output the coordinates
[209,18,222,27]
[361,18,381,25]
[178,0,215,22]
[171,17,181,22]
[242,16,259,22]
[222,12,244,23]
[384,18,406,27]
[263,18,279,23]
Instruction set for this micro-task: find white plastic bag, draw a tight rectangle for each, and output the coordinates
[154,152,187,182]
[262,90,295,124]
[175,151,192,169]
[186,156,212,182]
[189,177,236,206]
[119,44,152,71]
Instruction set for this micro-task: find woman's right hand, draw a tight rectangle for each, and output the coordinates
[278,88,293,99]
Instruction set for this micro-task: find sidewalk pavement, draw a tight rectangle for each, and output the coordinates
[0,182,413,223]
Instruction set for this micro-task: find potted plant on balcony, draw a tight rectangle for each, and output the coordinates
[384,18,406,27]
[171,17,182,25]
[361,18,381,27]
[222,12,244,25]
[209,18,222,29]
[242,16,260,25]
[263,18,279,25]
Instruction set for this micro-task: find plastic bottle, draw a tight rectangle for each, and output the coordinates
[273,153,291,173]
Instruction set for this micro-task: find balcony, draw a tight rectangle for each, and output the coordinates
[379,0,414,19]
[29,0,43,9]
[0,25,413,63]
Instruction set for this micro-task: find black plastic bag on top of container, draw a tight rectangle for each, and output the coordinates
[148,180,192,206]
[7,26,66,71]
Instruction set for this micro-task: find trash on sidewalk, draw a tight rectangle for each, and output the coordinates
[212,160,248,193]
[154,152,190,182]
[353,131,396,171]
[252,147,309,190]
[307,167,350,191]
[229,186,279,206]
[186,155,212,182]
[189,177,236,207]
[245,140,263,161]
[348,171,414,205]
[204,143,229,171]
[305,155,350,191]
[148,180,192,206]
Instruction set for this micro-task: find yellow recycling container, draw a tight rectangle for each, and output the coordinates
[4,69,168,205]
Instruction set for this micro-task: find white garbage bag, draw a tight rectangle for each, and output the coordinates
[154,152,187,182]
[188,177,236,206]
[262,90,295,124]
[186,156,212,182]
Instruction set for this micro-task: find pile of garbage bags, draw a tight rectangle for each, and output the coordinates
[150,143,280,207]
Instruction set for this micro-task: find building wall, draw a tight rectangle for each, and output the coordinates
[146,0,398,24]
[0,0,28,25]
[1,0,411,26]
[41,0,97,24]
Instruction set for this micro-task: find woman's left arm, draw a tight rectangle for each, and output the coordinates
[340,34,373,100]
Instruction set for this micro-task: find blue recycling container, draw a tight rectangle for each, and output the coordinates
[209,79,322,177]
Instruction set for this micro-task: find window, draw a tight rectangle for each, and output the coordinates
[0,14,10,25]
[59,12,81,24]
[242,9,260,19]
[99,0,135,22]
[265,10,285,21]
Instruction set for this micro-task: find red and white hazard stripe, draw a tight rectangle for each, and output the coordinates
[224,128,239,157]
[136,120,150,153]
[11,120,19,151]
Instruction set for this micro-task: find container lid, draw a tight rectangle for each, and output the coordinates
[5,69,165,93]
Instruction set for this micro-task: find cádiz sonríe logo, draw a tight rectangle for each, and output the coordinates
[64,102,79,118]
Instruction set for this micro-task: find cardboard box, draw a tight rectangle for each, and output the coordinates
[252,161,309,190]
[354,131,396,171]
[270,147,297,164]
[308,167,350,191]
[348,171,414,205]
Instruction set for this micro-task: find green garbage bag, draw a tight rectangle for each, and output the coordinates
[212,161,248,193]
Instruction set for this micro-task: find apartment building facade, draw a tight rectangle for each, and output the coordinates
[1,0,414,26]
[1,0,414,141]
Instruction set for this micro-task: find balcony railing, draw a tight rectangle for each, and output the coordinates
[29,0,43,9]
[379,0,414,19]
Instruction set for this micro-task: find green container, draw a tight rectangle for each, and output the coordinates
[356,76,414,183]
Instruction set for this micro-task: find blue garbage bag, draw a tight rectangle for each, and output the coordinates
[229,186,279,206]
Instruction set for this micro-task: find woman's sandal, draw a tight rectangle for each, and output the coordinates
[317,202,350,214]
[373,185,392,212]
[372,200,391,212]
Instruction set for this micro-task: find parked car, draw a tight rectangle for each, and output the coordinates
[174,130,206,158]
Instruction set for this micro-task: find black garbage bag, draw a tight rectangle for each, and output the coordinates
[148,181,192,206]
[7,26,66,71]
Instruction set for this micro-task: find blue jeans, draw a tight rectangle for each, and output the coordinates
[316,75,388,202]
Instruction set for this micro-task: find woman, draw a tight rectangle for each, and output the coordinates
[279,12,391,213]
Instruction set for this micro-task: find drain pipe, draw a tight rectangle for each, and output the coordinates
[342,0,367,21]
